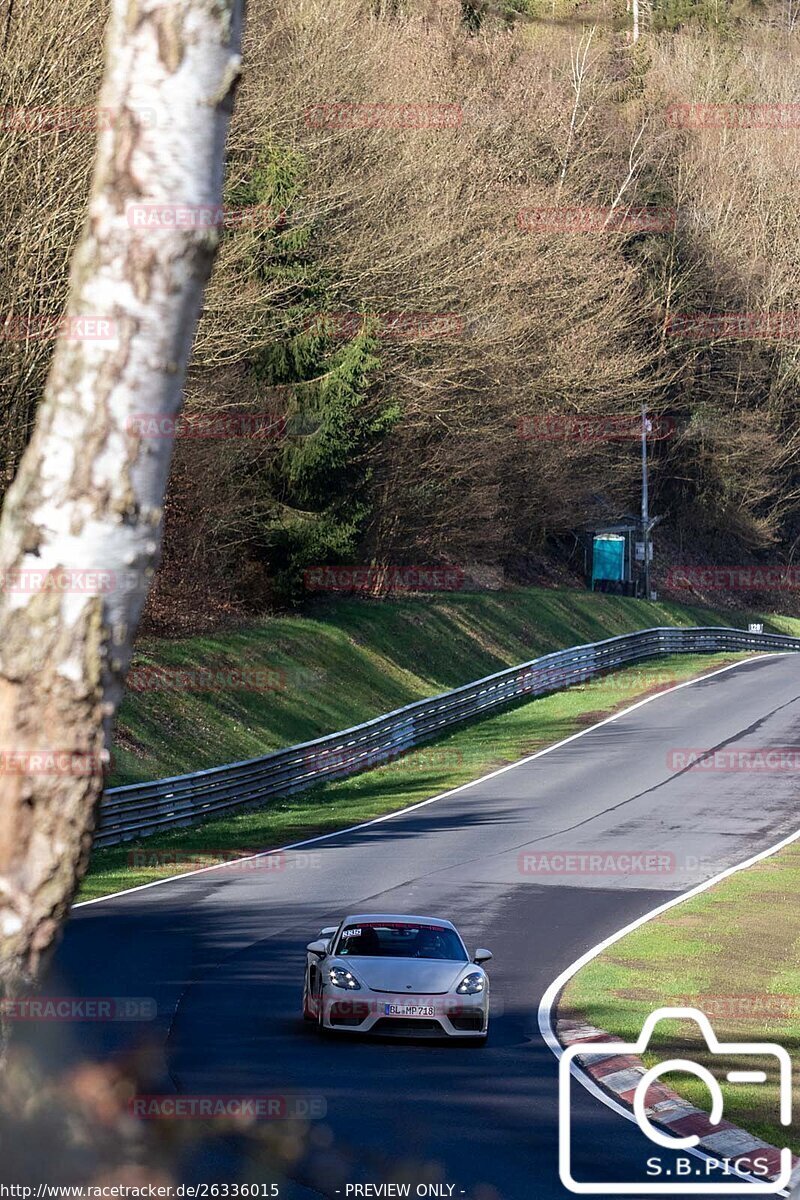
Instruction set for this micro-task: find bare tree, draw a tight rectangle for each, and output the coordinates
[0,0,244,991]
[603,119,649,226]
[557,27,596,197]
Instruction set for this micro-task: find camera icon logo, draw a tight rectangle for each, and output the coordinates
[559,1006,793,1194]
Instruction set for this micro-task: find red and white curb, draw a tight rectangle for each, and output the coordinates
[558,1018,798,1187]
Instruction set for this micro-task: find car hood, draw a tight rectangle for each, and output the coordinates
[338,957,469,994]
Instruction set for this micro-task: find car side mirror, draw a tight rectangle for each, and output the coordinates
[473,948,492,965]
[307,939,329,957]
[319,926,338,937]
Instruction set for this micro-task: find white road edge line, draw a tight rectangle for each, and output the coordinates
[537,660,799,1197]
[76,652,780,909]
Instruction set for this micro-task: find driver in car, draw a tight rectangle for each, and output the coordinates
[413,928,450,959]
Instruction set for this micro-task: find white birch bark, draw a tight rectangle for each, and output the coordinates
[0,0,244,987]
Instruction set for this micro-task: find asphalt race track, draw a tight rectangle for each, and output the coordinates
[38,653,800,1199]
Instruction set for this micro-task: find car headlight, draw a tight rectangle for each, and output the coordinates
[328,965,361,990]
[456,972,485,995]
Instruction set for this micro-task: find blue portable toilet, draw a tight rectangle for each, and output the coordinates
[591,534,626,591]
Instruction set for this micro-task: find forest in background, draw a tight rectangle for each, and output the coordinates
[2,0,800,629]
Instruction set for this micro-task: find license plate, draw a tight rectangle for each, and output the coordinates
[384,1003,435,1017]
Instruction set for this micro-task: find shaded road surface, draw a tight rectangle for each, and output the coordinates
[44,655,800,1198]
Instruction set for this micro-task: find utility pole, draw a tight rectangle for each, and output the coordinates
[641,405,651,599]
[632,0,640,41]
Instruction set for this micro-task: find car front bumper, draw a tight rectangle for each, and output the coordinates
[319,989,489,1037]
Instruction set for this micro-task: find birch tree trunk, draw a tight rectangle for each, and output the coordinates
[0,0,244,990]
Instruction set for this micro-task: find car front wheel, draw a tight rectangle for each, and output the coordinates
[302,971,315,1022]
[316,990,330,1036]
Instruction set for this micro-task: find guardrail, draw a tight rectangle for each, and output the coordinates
[97,625,800,848]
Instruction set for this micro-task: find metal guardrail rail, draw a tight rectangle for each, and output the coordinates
[97,625,800,848]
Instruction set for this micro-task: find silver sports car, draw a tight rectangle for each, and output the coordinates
[302,913,492,1040]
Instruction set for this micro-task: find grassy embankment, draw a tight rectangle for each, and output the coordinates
[80,588,800,900]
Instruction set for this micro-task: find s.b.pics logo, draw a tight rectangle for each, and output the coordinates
[559,1008,792,1194]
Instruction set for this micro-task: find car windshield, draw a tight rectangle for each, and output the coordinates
[335,922,467,961]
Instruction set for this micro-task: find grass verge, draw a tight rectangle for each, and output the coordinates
[560,837,800,1153]
[113,586,800,787]
[85,651,751,901]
